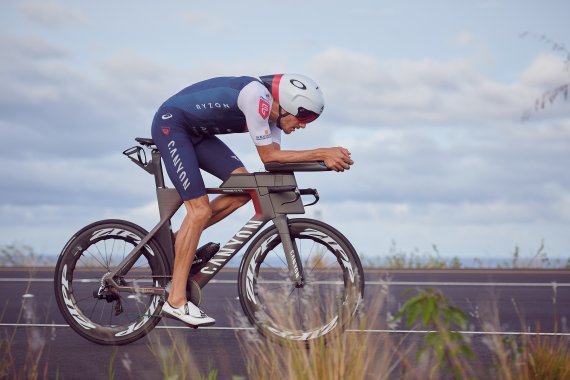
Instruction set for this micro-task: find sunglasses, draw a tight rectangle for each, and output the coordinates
[295,107,320,123]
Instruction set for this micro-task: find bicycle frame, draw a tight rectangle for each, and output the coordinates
[105,140,325,299]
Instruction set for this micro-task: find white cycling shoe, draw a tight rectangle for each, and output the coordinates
[162,301,215,327]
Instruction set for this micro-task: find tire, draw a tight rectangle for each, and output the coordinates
[238,218,364,343]
[54,220,168,345]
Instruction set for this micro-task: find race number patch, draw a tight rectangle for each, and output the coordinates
[258,97,270,119]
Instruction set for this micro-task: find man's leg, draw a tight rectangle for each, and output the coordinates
[194,137,251,229]
[205,167,250,228]
[167,195,211,308]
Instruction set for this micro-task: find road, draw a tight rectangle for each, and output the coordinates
[1,267,569,379]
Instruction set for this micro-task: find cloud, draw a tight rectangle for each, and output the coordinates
[1,28,569,258]
[520,54,570,87]
[454,31,478,47]
[18,1,86,29]
[180,11,226,33]
[315,120,570,207]
[0,36,189,163]
[310,48,569,127]
[300,49,570,241]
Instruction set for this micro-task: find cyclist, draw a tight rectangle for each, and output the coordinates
[151,74,353,326]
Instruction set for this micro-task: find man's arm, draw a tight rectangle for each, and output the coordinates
[256,144,353,172]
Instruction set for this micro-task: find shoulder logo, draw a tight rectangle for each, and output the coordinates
[161,127,171,135]
[161,113,173,120]
[258,97,270,120]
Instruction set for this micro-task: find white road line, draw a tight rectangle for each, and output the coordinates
[1,323,569,336]
[1,278,569,287]
[367,281,570,287]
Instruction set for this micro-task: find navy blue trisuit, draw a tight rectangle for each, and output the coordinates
[151,76,281,200]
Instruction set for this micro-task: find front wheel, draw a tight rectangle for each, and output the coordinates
[238,218,364,343]
[54,220,168,345]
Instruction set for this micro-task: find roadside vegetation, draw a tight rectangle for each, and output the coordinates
[1,241,568,378]
[232,287,570,380]
[2,241,568,269]
[0,244,54,267]
[360,239,570,269]
[1,287,53,379]
[3,282,569,379]
[140,286,570,379]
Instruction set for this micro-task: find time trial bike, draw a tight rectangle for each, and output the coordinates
[54,137,364,345]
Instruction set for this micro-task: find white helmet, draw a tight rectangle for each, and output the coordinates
[260,74,324,123]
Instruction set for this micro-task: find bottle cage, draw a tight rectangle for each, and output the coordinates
[123,146,154,175]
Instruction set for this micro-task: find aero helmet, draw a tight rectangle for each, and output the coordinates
[260,74,324,123]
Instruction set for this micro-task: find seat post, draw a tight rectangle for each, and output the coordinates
[151,149,166,188]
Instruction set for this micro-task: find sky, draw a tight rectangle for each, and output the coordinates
[1,0,569,264]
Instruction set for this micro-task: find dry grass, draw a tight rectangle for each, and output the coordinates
[234,288,395,380]
[1,282,53,380]
[233,284,569,380]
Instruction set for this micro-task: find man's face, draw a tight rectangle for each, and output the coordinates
[280,114,307,134]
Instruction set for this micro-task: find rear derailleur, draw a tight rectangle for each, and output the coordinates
[93,275,125,316]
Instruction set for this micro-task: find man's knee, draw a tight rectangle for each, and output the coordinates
[184,196,213,222]
[235,194,250,207]
[231,166,248,175]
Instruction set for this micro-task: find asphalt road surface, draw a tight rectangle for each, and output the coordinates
[1,267,569,379]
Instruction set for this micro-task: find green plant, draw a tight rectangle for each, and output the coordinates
[147,331,225,380]
[393,288,475,379]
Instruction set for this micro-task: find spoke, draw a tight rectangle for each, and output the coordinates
[75,294,95,303]
[307,244,329,274]
[77,255,95,269]
[100,299,109,322]
[121,295,138,324]
[103,239,109,268]
[296,288,302,329]
[259,283,294,292]
[93,242,110,270]
[259,259,280,271]
[109,238,117,267]
[287,286,296,298]
[269,248,288,268]
[89,299,100,320]
[302,239,316,269]
[122,239,127,262]
[84,248,109,269]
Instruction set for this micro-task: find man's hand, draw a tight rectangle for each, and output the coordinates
[322,147,353,172]
[255,144,353,171]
